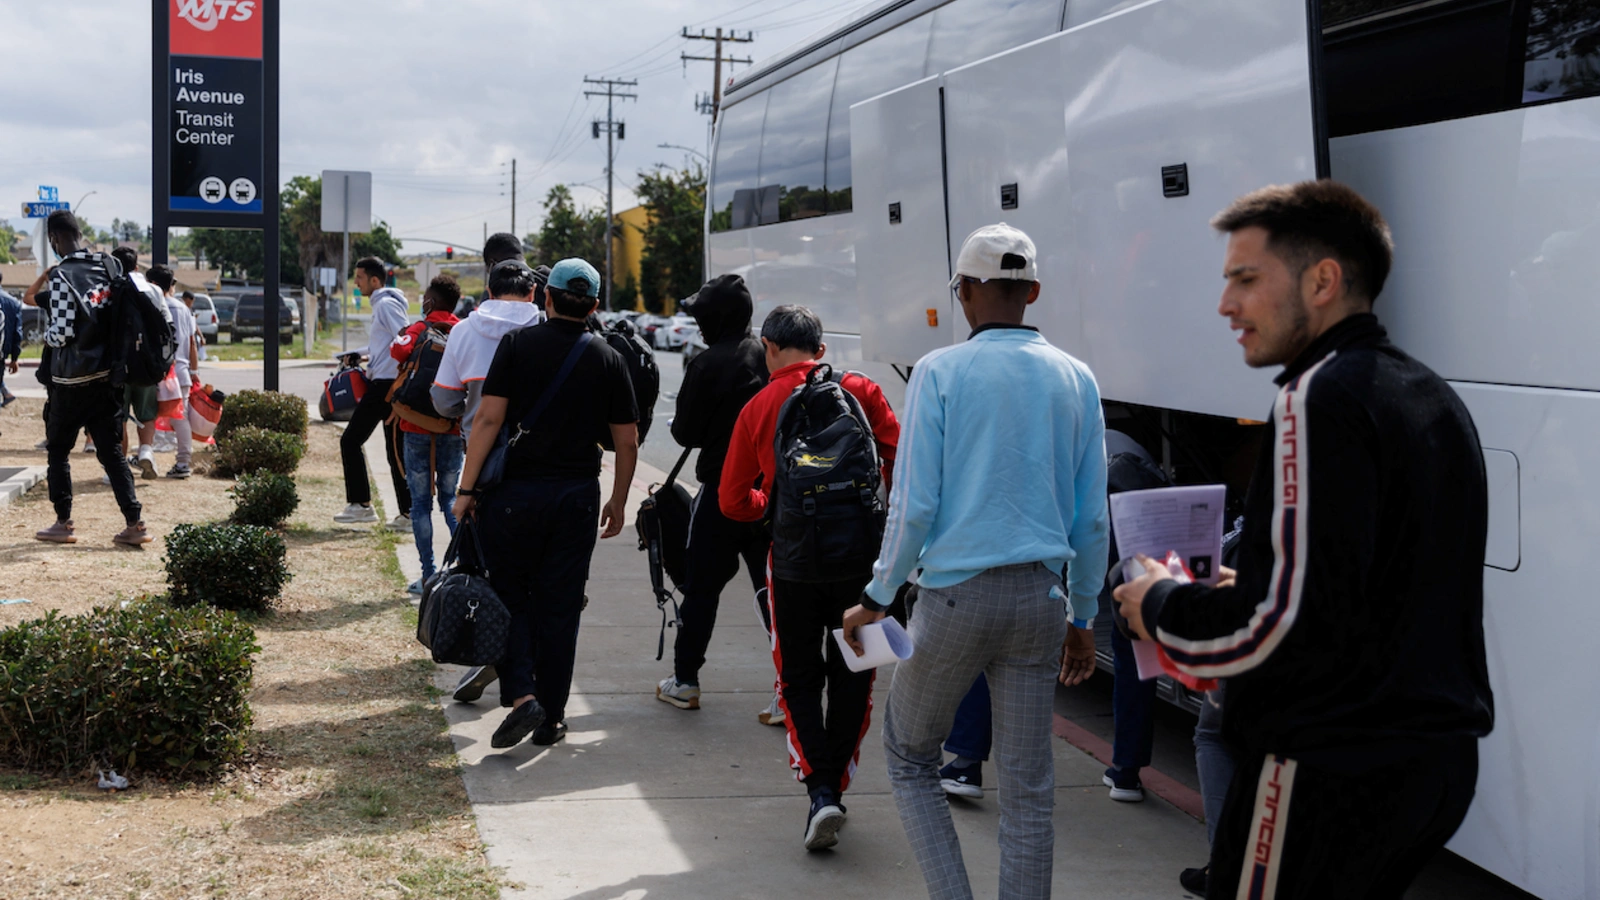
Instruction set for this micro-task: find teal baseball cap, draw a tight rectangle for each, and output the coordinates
[547,258,601,299]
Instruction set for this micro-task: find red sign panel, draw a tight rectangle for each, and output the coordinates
[169,0,263,60]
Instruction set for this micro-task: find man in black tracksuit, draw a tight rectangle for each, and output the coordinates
[655,274,772,716]
[1116,181,1493,900]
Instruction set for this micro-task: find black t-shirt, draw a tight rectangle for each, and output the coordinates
[482,317,638,480]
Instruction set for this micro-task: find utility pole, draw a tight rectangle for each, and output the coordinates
[584,76,637,311]
[509,159,517,235]
[681,27,753,120]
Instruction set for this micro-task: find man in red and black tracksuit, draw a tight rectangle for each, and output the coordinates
[1116,181,1493,900]
[720,305,898,852]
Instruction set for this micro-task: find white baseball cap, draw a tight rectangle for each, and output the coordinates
[949,222,1038,288]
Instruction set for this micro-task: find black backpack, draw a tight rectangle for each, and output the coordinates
[599,319,659,448]
[769,364,886,582]
[105,259,177,389]
[387,322,454,433]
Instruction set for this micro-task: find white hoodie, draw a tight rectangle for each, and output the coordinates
[431,297,542,439]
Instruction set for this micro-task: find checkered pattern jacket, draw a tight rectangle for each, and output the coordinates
[45,249,116,384]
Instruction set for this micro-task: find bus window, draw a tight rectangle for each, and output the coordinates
[709,93,770,233]
[758,57,839,224]
[925,0,1065,73]
[1322,0,1414,26]
[824,13,935,214]
[1525,2,1600,104]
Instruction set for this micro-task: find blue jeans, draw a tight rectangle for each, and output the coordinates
[1110,623,1157,772]
[942,673,992,762]
[402,431,464,581]
[1194,682,1236,846]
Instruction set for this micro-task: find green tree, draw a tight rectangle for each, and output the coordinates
[635,164,706,314]
[532,184,607,271]
[0,224,16,264]
[190,179,400,285]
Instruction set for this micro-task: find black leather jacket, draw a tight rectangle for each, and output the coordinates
[46,251,117,385]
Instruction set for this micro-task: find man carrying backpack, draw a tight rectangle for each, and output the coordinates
[389,274,463,595]
[36,210,149,545]
[841,224,1107,898]
[719,305,899,852]
[655,274,773,720]
[335,257,413,528]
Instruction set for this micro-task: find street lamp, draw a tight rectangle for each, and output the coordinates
[657,143,709,163]
[72,190,97,215]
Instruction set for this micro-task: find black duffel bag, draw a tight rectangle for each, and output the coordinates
[636,448,693,659]
[417,518,510,666]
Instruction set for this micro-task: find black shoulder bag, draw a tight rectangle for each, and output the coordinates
[635,447,694,660]
[476,331,592,494]
[417,518,510,666]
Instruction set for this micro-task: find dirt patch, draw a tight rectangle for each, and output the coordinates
[0,398,506,899]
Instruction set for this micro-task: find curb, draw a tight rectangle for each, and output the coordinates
[0,466,47,511]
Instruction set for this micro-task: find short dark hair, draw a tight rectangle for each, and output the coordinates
[355,256,386,281]
[147,265,175,292]
[424,274,462,308]
[760,305,823,354]
[1212,180,1394,304]
[111,247,139,275]
[47,210,80,241]
[488,260,536,299]
[182,290,194,300]
[547,286,597,319]
[483,232,523,268]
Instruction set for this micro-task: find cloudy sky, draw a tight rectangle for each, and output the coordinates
[0,0,874,252]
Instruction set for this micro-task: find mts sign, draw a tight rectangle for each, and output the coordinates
[170,0,262,59]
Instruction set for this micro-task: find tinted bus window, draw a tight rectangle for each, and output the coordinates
[710,93,770,233]
[1525,2,1600,103]
[758,57,840,223]
[925,0,1065,73]
[824,13,936,214]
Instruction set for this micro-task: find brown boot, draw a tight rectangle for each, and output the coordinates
[35,520,77,543]
[112,521,152,546]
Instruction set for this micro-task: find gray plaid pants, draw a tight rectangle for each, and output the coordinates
[883,563,1066,900]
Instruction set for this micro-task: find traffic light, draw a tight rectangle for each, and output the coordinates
[446,246,453,260]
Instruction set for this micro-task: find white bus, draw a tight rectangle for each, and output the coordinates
[704,0,1600,897]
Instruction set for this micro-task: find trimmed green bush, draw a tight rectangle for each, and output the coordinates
[165,522,292,612]
[0,601,259,774]
[216,426,305,477]
[214,389,308,441]
[229,470,300,527]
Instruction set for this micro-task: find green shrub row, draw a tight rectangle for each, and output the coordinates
[216,426,305,477]
[165,522,292,612]
[229,470,300,527]
[0,602,258,774]
[215,389,309,441]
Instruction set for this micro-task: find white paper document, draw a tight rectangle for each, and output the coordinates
[832,619,914,673]
[1108,484,1228,586]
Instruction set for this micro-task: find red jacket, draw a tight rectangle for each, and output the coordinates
[390,310,461,436]
[719,360,899,523]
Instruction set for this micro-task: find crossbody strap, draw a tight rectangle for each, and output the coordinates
[509,331,592,447]
[665,447,692,485]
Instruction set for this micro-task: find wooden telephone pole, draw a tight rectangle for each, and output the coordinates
[681,27,753,120]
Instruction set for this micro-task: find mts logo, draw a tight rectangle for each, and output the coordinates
[170,0,263,59]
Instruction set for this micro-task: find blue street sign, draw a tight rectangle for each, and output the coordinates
[37,186,58,202]
[22,201,70,217]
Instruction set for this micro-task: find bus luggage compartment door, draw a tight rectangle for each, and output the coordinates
[851,76,958,368]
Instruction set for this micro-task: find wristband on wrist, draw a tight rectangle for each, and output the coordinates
[860,594,888,613]
[458,487,479,497]
[1071,617,1093,630]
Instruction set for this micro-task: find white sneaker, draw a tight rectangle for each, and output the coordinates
[656,676,701,710]
[758,691,786,726]
[134,453,157,480]
[386,513,412,532]
[333,503,379,524]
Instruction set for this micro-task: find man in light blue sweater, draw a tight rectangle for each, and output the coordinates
[843,223,1109,900]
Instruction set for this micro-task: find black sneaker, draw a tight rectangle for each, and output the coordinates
[531,720,567,746]
[453,665,498,703]
[939,759,983,799]
[490,698,546,749]
[803,788,846,851]
[1180,866,1209,897]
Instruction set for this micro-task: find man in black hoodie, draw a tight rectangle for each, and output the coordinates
[655,274,774,720]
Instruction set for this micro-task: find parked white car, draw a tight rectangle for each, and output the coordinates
[191,293,219,340]
[654,314,699,351]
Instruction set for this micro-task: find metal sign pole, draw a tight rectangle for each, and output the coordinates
[261,0,279,392]
[340,176,350,353]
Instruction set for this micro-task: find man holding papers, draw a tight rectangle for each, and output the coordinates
[842,223,1109,900]
[1113,182,1493,900]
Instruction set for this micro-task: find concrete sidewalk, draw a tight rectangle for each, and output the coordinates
[365,438,1210,900]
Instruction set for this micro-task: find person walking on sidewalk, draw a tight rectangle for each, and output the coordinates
[36,210,150,546]
[655,274,774,720]
[842,223,1107,899]
[433,259,547,706]
[720,305,900,852]
[148,265,199,479]
[335,257,413,528]
[0,274,21,407]
[110,247,171,476]
[391,275,463,595]
[1113,181,1493,900]
[453,258,639,752]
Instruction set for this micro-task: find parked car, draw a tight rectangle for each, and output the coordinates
[212,295,239,334]
[191,293,218,340]
[17,306,45,344]
[232,292,297,343]
[633,314,672,346]
[654,314,699,352]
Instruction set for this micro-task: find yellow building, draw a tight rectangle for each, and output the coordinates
[611,205,650,311]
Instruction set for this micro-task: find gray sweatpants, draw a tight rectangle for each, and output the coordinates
[883,562,1066,900]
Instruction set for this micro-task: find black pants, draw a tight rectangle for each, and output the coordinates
[673,485,770,684]
[478,477,600,723]
[339,378,411,508]
[770,573,876,795]
[1211,739,1478,900]
[46,380,140,524]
